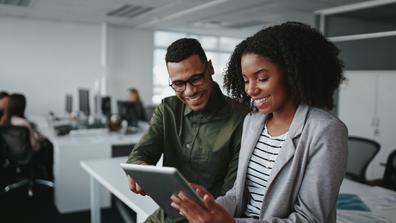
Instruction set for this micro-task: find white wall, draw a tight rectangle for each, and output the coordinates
[0,17,154,116]
[0,18,101,115]
[106,25,153,112]
[339,71,396,179]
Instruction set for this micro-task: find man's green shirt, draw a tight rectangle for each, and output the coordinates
[127,83,247,222]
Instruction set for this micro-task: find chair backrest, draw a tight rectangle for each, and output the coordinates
[346,136,380,183]
[0,125,32,165]
[144,105,157,122]
[383,150,396,190]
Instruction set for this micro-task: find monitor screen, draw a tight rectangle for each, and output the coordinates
[101,96,111,118]
[65,94,73,114]
[78,89,90,116]
[117,101,138,127]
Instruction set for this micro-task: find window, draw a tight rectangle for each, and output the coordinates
[152,31,242,104]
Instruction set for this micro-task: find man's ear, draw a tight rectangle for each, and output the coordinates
[207,60,215,76]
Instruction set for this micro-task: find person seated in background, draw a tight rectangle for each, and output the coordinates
[0,91,10,120]
[127,38,248,223]
[127,88,147,121]
[170,22,348,223]
[0,93,53,180]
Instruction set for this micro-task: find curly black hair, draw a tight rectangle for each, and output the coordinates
[165,38,207,64]
[224,21,344,110]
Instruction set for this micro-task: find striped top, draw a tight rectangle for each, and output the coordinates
[244,124,288,218]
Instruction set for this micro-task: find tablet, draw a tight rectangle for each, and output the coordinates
[120,163,204,217]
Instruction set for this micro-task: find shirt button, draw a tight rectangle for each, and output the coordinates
[186,143,191,149]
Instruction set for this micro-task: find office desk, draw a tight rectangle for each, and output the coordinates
[338,179,396,223]
[35,119,148,213]
[81,157,158,223]
[54,131,147,213]
[82,156,396,223]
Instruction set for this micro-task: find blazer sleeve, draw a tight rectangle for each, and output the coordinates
[216,182,238,216]
[284,119,348,223]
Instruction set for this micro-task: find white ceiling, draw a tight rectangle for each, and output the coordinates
[0,0,371,37]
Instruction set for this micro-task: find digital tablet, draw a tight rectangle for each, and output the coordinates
[120,163,204,217]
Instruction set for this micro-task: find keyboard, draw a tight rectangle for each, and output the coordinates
[69,128,108,136]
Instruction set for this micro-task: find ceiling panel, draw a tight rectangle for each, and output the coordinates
[0,0,373,37]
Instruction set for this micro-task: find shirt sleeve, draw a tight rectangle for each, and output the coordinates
[220,119,244,194]
[127,103,164,165]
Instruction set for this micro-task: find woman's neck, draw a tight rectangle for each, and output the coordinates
[266,102,297,137]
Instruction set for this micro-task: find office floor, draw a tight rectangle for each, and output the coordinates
[0,168,131,223]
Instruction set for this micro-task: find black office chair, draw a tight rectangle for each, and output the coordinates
[0,126,54,197]
[144,104,157,122]
[346,136,380,184]
[382,150,396,190]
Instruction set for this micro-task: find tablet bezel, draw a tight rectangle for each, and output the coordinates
[120,163,204,217]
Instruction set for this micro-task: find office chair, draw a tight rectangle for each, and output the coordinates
[0,126,54,197]
[144,104,157,122]
[346,136,380,184]
[382,150,396,190]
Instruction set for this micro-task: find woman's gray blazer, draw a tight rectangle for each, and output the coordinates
[216,104,348,223]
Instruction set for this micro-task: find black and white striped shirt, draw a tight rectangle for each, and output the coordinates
[244,125,288,218]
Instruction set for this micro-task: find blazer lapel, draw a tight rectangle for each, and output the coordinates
[265,104,309,190]
[236,113,265,211]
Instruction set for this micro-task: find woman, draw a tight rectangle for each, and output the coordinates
[0,94,43,151]
[171,22,348,222]
[127,88,147,121]
[1,93,53,179]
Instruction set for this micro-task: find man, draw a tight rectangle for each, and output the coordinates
[0,91,10,120]
[127,38,247,223]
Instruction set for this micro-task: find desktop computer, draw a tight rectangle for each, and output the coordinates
[101,96,111,118]
[78,88,90,116]
[117,101,139,127]
[65,94,73,114]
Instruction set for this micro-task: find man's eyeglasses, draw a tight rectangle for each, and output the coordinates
[169,66,207,92]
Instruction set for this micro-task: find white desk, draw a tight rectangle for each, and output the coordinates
[54,131,146,213]
[81,157,158,223]
[338,179,396,223]
[81,157,396,223]
[33,116,149,213]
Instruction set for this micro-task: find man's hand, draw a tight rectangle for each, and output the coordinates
[170,184,235,223]
[127,175,146,196]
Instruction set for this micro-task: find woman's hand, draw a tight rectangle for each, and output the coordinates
[170,184,235,223]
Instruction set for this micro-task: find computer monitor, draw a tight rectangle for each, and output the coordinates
[65,94,73,114]
[117,101,138,127]
[101,96,111,118]
[78,88,90,116]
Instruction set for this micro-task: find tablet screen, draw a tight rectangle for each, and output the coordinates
[120,163,204,217]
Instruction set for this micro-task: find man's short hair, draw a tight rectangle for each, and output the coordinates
[0,91,9,99]
[165,38,207,64]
